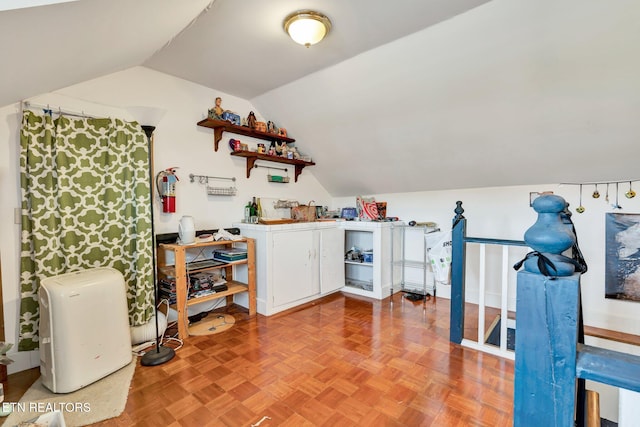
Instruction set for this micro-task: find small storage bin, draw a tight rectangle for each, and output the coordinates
[363,251,373,263]
[341,207,358,220]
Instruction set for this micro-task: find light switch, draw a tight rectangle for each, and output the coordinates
[14,207,21,224]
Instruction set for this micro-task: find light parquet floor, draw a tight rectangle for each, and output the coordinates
[15,292,515,426]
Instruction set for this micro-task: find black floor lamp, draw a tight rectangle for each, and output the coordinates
[141,125,175,366]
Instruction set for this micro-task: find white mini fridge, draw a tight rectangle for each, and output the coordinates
[39,267,132,393]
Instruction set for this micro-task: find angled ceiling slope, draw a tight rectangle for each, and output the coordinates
[252,0,640,196]
[0,0,212,108]
[0,0,80,12]
[144,0,492,100]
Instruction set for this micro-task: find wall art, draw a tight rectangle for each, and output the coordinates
[605,213,640,301]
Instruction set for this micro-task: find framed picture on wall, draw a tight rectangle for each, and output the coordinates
[605,213,640,302]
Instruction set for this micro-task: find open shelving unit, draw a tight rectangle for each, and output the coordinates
[391,224,436,298]
[157,238,256,339]
[344,229,375,293]
[341,221,394,299]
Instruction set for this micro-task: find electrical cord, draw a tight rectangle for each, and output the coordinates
[182,296,226,333]
[185,246,209,264]
[132,298,184,357]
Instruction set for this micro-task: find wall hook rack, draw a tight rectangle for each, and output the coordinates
[253,164,288,172]
[229,151,314,182]
[189,173,237,196]
[253,164,290,183]
[560,179,640,186]
[560,179,640,213]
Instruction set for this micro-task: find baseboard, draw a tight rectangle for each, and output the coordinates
[7,349,39,375]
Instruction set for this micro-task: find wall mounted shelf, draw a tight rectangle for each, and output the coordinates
[197,118,295,151]
[230,151,315,182]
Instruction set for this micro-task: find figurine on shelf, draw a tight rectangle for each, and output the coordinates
[221,110,241,125]
[280,143,289,158]
[247,111,257,129]
[274,141,284,156]
[289,146,301,160]
[208,97,223,119]
[267,121,277,134]
[268,142,277,156]
[278,128,288,138]
[255,122,267,132]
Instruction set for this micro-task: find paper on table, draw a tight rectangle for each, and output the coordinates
[213,229,243,241]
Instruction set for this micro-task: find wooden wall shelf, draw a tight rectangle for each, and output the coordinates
[230,151,315,182]
[197,118,295,151]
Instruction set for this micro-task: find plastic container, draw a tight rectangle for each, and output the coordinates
[341,207,358,220]
[178,216,196,244]
[363,251,373,263]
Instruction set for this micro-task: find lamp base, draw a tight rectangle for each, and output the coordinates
[140,345,175,366]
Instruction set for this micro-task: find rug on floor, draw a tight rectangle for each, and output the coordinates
[3,358,135,426]
[188,313,236,336]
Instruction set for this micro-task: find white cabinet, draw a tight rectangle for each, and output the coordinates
[320,226,345,294]
[237,222,344,316]
[271,230,317,307]
[342,221,395,300]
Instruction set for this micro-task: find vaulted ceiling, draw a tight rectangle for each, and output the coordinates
[144,0,491,100]
[0,0,490,107]
[2,0,640,196]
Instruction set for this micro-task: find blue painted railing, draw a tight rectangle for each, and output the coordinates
[449,200,640,426]
[449,201,527,344]
[515,270,640,426]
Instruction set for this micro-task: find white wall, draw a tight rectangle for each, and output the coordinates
[56,67,332,234]
[0,66,332,372]
[333,184,640,336]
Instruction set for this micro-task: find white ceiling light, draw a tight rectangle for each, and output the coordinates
[283,10,331,48]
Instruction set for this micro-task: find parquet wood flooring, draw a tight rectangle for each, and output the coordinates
[10,293,515,426]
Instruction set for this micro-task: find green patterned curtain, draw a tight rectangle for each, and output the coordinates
[18,110,154,351]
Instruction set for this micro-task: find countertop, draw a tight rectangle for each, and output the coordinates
[233,219,399,231]
[233,220,342,231]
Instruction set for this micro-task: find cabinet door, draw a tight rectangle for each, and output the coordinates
[272,230,318,307]
[320,227,345,294]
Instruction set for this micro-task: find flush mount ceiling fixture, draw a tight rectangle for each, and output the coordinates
[283,10,331,47]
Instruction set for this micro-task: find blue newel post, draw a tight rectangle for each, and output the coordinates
[514,194,583,427]
[522,194,577,277]
[450,201,466,344]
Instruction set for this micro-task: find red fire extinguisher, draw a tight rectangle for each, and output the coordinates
[156,167,179,213]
